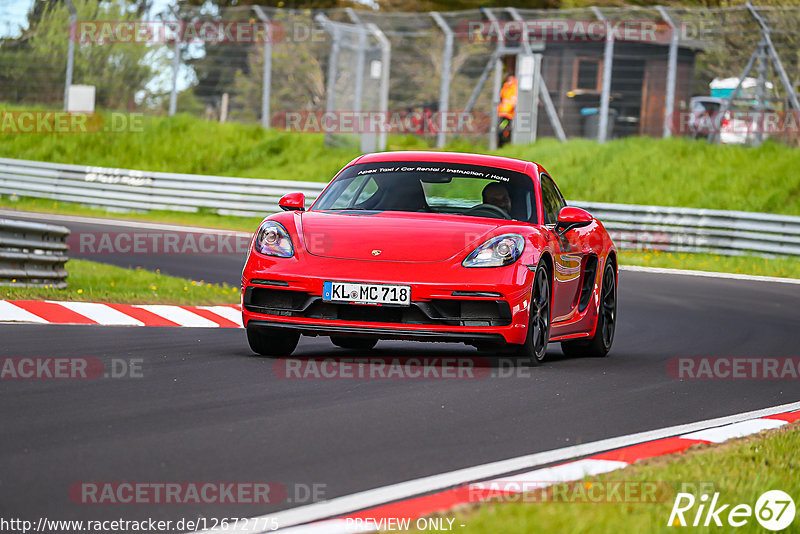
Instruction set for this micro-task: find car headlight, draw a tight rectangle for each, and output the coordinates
[254,221,294,258]
[462,234,524,268]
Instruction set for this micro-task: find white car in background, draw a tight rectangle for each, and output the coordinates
[688,96,767,145]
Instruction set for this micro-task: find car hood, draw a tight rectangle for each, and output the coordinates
[299,211,501,262]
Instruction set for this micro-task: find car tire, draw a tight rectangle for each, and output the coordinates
[330,336,378,350]
[246,327,300,357]
[561,260,616,358]
[517,261,551,366]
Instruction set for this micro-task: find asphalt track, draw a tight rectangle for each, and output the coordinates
[2,210,800,529]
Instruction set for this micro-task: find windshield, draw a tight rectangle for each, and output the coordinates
[312,162,537,223]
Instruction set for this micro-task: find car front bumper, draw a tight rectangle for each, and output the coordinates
[241,253,536,345]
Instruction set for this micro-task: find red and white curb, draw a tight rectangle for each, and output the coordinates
[196,401,800,533]
[0,300,242,328]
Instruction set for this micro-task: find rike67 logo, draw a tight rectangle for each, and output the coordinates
[668,490,795,531]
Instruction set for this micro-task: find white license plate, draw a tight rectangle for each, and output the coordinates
[323,281,411,306]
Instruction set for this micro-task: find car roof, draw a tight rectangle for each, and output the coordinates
[349,151,538,176]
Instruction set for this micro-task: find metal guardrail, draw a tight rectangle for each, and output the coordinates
[0,218,70,288]
[0,157,325,217]
[575,201,800,257]
[2,157,799,257]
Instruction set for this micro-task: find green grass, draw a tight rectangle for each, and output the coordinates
[428,424,800,534]
[0,108,428,181]
[1,259,239,305]
[620,250,800,279]
[1,109,798,214]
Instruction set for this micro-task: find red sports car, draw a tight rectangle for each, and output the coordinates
[241,151,617,364]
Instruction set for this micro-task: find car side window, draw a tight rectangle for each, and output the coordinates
[326,175,367,209]
[354,177,378,204]
[540,174,565,225]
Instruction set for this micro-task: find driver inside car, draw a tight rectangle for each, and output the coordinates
[481,182,512,217]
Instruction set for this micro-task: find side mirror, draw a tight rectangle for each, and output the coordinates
[555,206,593,235]
[279,192,305,212]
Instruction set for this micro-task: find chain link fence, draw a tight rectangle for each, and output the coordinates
[1,2,798,147]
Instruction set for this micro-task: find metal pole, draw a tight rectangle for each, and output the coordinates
[591,7,614,143]
[316,14,341,146]
[168,38,180,116]
[431,12,453,148]
[538,76,567,141]
[507,7,561,143]
[505,7,533,55]
[346,8,367,115]
[253,6,272,129]
[755,42,767,145]
[461,53,499,118]
[489,58,502,150]
[503,8,538,145]
[746,2,800,111]
[368,23,390,152]
[64,0,77,111]
[529,54,542,144]
[657,6,678,138]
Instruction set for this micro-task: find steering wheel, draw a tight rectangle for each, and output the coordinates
[464,203,511,220]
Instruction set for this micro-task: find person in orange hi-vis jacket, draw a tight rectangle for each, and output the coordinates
[497,74,518,147]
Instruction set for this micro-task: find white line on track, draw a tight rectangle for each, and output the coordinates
[195,400,800,533]
[620,264,800,285]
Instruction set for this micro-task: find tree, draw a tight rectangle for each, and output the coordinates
[0,0,157,109]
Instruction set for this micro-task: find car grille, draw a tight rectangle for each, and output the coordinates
[244,286,511,327]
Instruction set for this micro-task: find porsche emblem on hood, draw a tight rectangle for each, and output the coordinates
[371,250,382,256]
